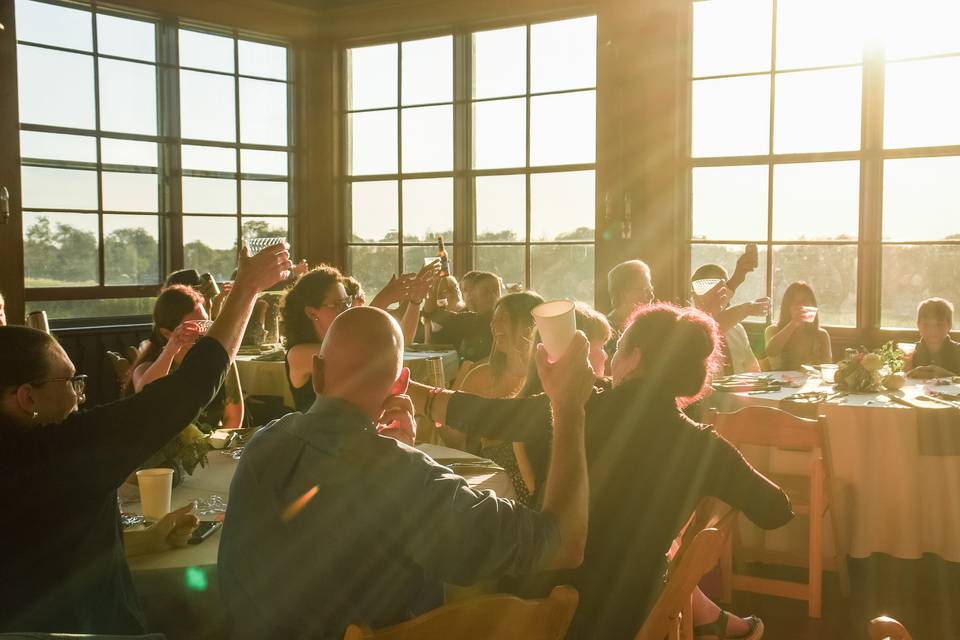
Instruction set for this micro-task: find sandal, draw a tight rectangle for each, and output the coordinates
[693,609,764,640]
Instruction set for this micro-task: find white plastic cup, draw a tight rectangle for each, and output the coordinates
[820,364,839,384]
[137,468,173,521]
[800,306,818,323]
[532,300,577,362]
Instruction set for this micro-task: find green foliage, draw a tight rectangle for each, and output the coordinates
[877,340,905,374]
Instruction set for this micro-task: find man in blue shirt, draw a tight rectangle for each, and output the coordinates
[219,306,592,639]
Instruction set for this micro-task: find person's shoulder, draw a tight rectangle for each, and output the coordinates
[458,362,493,392]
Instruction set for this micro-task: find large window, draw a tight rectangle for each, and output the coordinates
[689,0,960,330]
[345,16,597,302]
[16,0,291,320]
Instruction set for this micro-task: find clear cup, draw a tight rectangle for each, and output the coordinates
[897,342,917,357]
[692,278,722,296]
[136,468,173,521]
[194,319,214,335]
[820,363,839,384]
[532,300,577,362]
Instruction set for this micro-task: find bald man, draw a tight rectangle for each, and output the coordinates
[219,306,592,639]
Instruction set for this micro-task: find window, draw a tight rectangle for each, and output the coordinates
[689,0,960,331]
[345,16,597,302]
[16,0,291,320]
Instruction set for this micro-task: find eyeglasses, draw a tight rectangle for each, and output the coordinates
[32,374,88,400]
[320,297,354,313]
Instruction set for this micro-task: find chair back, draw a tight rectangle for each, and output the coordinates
[342,585,578,640]
[634,499,738,640]
[868,616,914,640]
[706,405,824,452]
[106,350,132,388]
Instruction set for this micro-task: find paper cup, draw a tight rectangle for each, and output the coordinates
[532,300,576,362]
[137,468,173,521]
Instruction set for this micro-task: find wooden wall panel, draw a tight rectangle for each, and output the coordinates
[0,2,25,324]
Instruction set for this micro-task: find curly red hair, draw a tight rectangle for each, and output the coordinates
[620,302,723,408]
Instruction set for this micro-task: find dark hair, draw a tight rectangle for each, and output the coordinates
[519,302,612,398]
[488,292,544,381]
[342,276,364,300]
[0,326,59,392]
[918,297,954,325]
[619,302,721,407]
[776,281,819,331]
[281,265,343,348]
[125,286,205,395]
[164,268,203,289]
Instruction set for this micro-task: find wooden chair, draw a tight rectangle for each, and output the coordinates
[341,585,578,640]
[706,406,850,618]
[106,350,132,388]
[634,498,738,640]
[868,615,914,640]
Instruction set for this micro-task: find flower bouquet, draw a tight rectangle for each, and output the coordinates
[141,423,213,486]
[835,342,906,393]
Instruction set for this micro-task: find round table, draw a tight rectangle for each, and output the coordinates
[709,371,960,562]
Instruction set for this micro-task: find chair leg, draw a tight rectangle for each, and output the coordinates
[827,494,851,597]
[809,463,825,618]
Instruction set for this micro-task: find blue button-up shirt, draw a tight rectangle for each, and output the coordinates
[218,396,559,639]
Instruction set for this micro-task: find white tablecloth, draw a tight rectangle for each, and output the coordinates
[709,372,960,561]
[236,349,460,409]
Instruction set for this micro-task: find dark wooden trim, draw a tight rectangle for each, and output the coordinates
[25,285,160,301]
[0,2,26,324]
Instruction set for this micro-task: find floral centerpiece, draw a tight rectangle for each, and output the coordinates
[141,423,213,486]
[835,342,906,393]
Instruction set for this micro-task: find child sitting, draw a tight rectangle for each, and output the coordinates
[907,297,960,379]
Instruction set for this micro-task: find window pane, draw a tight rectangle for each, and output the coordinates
[473,27,526,99]
[402,178,452,242]
[21,167,97,210]
[772,244,858,327]
[692,76,769,157]
[690,243,768,307]
[28,298,155,320]
[692,165,768,241]
[348,245,398,296]
[15,0,91,51]
[17,46,95,129]
[102,171,157,212]
[349,44,398,110]
[99,59,157,135]
[775,0,865,70]
[881,245,960,328]
[239,40,287,80]
[692,0,772,77]
[183,216,238,281]
[182,177,237,214]
[884,58,960,149]
[104,214,159,285]
[20,132,95,163]
[530,171,594,241]
[401,36,452,106]
[473,98,526,169]
[350,180,398,243]
[242,217,288,244]
[772,161,860,241]
[475,245,525,288]
[531,244,594,302]
[530,16,596,93]
[102,139,158,167]
[179,30,234,73]
[240,78,287,145]
[774,67,861,154]
[241,180,287,215]
[350,110,397,175]
[23,212,99,287]
[530,91,595,166]
[476,175,526,241]
[96,14,155,62]
[182,145,236,173]
[881,0,960,60]
[180,70,236,142]
[883,157,960,241]
[401,105,452,173]
[241,150,287,176]
[404,245,453,274]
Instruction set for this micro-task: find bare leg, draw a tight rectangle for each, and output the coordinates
[692,587,752,638]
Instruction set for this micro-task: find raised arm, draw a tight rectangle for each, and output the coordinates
[764,320,800,359]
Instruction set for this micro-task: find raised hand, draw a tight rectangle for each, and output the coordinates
[234,243,292,294]
[166,321,202,353]
[748,296,771,317]
[535,331,595,415]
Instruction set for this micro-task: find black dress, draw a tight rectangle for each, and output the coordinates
[285,353,316,413]
[445,377,794,640]
[0,337,230,634]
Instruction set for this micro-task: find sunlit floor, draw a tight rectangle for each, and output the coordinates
[702,557,960,640]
